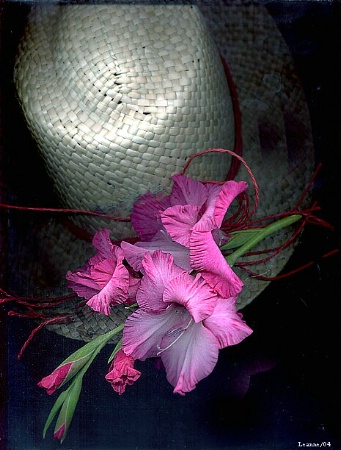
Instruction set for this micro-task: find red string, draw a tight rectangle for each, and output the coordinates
[229,194,337,281]
[0,292,77,309]
[0,202,131,222]
[237,249,339,282]
[8,313,72,360]
[182,147,260,221]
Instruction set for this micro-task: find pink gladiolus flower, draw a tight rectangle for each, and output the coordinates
[54,423,66,441]
[122,251,252,395]
[38,362,73,395]
[161,176,248,298]
[105,349,141,395]
[66,229,138,315]
[129,174,247,298]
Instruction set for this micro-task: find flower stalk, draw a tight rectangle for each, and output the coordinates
[41,324,124,442]
[224,214,303,267]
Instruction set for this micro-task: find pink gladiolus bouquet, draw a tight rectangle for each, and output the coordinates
[3,149,331,443]
[33,171,308,442]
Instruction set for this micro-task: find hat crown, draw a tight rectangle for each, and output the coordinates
[15,4,234,238]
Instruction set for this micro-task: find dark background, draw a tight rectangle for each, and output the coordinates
[1,1,341,449]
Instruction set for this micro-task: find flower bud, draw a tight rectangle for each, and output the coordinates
[105,349,141,395]
[38,362,73,395]
[53,423,66,440]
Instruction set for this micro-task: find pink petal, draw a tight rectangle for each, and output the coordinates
[105,365,141,395]
[200,183,222,222]
[212,181,248,228]
[163,273,217,322]
[37,362,73,395]
[136,272,167,312]
[89,259,115,288]
[194,181,248,230]
[161,204,200,247]
[127,274,141,304]
[92,228,116,260]
[66,239,125,299]
[112,349,135,366]
[86,259,130,315]
[190,222,243,298]
[203,297,253,349]
[131,191,171,241]
[142,230,191,270]
[136,251,185,311]
[121,234,191,272]
[123,305,188,360]
[141,250,184,285]
[121,241,149,272]
[54,423,66,441]
[105,349,141,395]
[170,174,208,207]
[66,270,100,300]
[161,321,219,395]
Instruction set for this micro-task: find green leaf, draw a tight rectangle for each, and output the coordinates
[54,376,83,443]
[42,324,126,441]
[220,229,263,251]
[226,214,302,267]
[59,323,125,368]
[49,323,126,391]
[43,388,69,438]
[108,339,122,364]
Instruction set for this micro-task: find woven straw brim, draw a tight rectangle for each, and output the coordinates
[10,2,314,342]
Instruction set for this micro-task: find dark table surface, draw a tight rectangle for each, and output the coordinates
[1,2,341,449]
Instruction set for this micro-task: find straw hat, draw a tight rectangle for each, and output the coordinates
[11,2,314,342]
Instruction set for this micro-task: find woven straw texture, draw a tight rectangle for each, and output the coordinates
[12,3,314,342]
[15,4,233,239]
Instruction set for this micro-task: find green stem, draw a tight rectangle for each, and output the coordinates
[226,214,302,267]
[75,323,125,376]
[84,323,125,368]
[42,323,125,441]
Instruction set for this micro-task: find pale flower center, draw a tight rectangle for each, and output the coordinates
[157,305,193,356]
